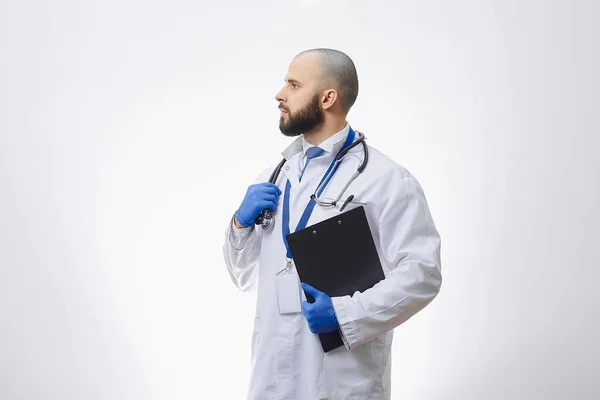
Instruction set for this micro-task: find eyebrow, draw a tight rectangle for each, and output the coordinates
[285,78,301,85]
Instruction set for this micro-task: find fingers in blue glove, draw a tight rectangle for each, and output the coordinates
[257,182,282,196]
[301,282,323,299]
[301,300,311,316]
[262,193,278,205]
[300,282,339,334]
[257,200,277,212]
[248,187,278,201]
[257,185,281,211]
[235,182,282,227]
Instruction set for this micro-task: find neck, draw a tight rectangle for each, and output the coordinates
[304,118,347,146]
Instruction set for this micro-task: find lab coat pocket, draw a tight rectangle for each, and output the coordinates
[318,336,385,399]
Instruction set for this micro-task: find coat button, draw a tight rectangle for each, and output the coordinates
[285,166,290,170]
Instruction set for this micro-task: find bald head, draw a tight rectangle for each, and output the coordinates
[294,48,359,114]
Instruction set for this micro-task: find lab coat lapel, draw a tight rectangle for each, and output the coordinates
[281,159,300,188]
[280,136,303,188]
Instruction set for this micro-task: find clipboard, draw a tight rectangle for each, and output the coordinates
[286,205,385,352]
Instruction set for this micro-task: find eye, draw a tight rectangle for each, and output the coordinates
[291,83,297,89]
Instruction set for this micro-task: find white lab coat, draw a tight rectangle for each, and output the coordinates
[223,124,442,400]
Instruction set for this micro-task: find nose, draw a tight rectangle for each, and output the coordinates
[275,87,285,104]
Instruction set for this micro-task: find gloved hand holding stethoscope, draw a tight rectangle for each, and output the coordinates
[234,129,368,231]
[234,182,282,228]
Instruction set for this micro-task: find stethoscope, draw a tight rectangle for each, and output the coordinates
[254,131,369,230]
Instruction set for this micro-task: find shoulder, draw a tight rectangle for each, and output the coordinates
[355,144,434,229]
[348,143,428,217]
[363,143,421,188]
[254,159,286,184]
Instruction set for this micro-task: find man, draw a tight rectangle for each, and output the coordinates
[223,48,442,400]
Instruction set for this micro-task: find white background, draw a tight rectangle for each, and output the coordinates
[1,1,599,399]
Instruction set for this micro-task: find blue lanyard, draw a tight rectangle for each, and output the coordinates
[281,127,356,259]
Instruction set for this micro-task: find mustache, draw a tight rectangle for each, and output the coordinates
[279,104,290,113]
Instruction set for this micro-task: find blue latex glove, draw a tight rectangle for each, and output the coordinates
[301,283,340,334]
[235,182,282,227]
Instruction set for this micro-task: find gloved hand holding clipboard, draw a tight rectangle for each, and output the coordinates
[286,205,385,353]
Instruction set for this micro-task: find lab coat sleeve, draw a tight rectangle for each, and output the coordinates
[331,171,442,349]
[222,166,273,292]
[223,216,262,291]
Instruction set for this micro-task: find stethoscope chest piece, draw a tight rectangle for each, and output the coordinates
[257,210,275,230]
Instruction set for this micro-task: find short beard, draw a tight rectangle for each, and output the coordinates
[279,93,324,137]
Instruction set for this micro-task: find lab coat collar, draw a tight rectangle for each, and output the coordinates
[281,122,351,160]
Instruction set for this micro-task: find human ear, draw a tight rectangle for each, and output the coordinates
[320,89,338,110]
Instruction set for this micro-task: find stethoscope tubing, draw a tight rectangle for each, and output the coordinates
[254,132,368,229]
